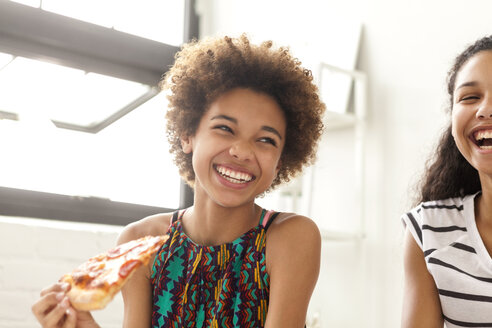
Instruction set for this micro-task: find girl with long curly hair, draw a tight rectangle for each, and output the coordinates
[402,35,492,327]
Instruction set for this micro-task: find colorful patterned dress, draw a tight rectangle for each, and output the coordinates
[150,209,279,328]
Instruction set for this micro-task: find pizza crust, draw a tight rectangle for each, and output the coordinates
[60,235,168,311]
[65,282,116,311]
[61,271,131,311]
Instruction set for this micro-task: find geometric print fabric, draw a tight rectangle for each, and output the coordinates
[151,209,276,328]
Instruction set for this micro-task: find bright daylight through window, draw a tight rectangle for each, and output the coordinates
[0,0,193,223]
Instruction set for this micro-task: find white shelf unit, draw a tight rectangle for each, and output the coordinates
[263,63,368,243]
[310,62,368,242]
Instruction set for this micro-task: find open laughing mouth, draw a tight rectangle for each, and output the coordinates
[214,164,256,184]
[473,129,492,150]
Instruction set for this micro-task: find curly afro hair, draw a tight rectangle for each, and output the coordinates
[161,34,325,190]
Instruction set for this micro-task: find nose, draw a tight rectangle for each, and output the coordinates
[476,98,492,119]
[229,140,254,161]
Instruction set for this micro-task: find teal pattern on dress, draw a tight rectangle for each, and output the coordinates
[150,209,275,328]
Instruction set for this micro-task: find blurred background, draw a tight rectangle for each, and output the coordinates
[0,0,490,327]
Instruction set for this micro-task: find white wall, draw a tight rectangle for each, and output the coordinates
[0,216,123,328]
[196,0,492,327]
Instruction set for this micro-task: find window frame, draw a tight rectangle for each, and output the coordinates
[0,0,198,225]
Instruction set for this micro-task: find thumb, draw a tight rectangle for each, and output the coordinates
[62,308,76,328]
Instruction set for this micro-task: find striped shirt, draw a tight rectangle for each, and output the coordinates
[402,192,492,327]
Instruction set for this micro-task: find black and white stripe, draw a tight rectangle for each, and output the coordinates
[443,315,492,327]
[402,193,492,328]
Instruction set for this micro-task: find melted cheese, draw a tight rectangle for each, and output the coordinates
[70,235,167,290]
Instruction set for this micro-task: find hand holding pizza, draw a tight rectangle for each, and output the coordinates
[32,235,168,327]
[31,282,99,328]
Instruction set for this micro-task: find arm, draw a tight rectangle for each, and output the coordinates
[118,227,152,328]
[264,214,321,328]
[118,213,173,328]
[401,229,444,328]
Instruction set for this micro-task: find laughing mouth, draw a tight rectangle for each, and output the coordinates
[214,164,255,184]
[473,129,492,149]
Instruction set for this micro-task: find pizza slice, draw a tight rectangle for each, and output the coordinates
[60,234,168,311]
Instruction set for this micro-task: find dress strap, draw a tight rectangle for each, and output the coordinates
[171,209,186,225]
[260,210,280,230]
[171,210,180,224]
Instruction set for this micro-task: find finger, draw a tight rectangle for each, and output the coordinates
[32,292,64,321]
[62,307,76,328]
[40,282,70,297]
[42,297,71,328]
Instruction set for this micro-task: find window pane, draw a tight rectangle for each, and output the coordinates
[42,0,118,28]
[0,56,85,120]
[0,52,13,69]
[0,92,180,208]
[0,56,150,127]
[41,0,184,46]
[9,0,40,8]
[113,0,185,46]
[50,72,150,127]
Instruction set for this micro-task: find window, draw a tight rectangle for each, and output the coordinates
[0,0,199,225]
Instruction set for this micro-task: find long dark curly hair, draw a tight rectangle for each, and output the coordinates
[416,35,492,203]
[161,34,325,190]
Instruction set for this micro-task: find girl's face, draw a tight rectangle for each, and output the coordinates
[452,50,492,176]
[181,88,286,208]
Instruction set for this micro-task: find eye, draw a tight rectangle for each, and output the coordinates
[258,137,278,147]
[213,125,233,134]
[459,95,480,103]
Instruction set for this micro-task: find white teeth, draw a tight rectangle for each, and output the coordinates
[475,130,492,140]
[215,165,253,183]
[474,129,492,149]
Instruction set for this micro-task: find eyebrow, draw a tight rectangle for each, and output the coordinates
[261,126,283,140]
[211,114,283,140]
[456,81,478,90]
[211,114,237,124]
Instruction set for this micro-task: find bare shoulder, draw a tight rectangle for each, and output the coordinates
[266,212,321,268]
[267,212,321,243]
[117,212,174,245]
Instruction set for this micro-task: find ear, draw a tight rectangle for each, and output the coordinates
[181,135,193,154]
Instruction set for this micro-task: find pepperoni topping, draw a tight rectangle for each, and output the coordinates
[119,259,140,278]
[107,240,148,258]
[63,235,168,294]
[107,236,166,259]
[107,244,134,259]
[72,271,93,285]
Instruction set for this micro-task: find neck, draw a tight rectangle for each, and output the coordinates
[182,189,261,246]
